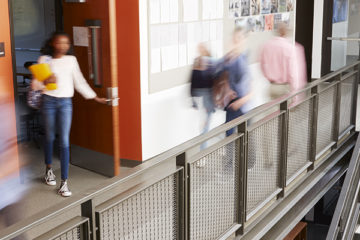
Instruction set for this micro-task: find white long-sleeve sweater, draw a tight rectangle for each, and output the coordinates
[32,55,97,99]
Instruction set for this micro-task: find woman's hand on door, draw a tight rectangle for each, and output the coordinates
[94,96,107,104]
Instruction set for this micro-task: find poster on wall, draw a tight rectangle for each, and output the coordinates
[264,14,274,30]
[251,0,260,15]
[271,0,278,13]
[287,0,294,11]
[235,15,265,32]
[333,0,349,22]
[282,12,290,25]
[229,0,241,17]
[243,16,265,31]
[256,16,265,31]
[279,0,287,12]
[246,17,256,31]
[274,13,282,29]
[261,0,271,14]
[241,0,251,16]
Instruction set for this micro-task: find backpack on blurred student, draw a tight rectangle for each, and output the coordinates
[212,71,237,109]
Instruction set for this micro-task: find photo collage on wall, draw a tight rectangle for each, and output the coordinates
[231,0,293,32]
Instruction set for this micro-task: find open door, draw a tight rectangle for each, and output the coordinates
[62,0,120,177]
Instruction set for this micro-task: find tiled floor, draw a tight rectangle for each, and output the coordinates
[1,141,132,227]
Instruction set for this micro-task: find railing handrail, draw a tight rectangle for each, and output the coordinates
[0,61,359,240]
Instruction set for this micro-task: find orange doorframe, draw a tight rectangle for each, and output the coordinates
[0,0,20,178]
[109,0,120,175]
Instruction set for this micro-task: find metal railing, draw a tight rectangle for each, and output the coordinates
[0,61,359,240]
[327,128,360,240]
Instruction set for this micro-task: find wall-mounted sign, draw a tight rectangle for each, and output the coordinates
[0,43,5,57]
[73,27,89,47]
[65,0,86,2]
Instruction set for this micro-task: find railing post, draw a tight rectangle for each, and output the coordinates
[236,121,247,235]
[176,153,188,240]
[81,200,95,240]
[332,74,342,148]
[309,85,319,170]
[351,64,360,127]
[279,101,289,198]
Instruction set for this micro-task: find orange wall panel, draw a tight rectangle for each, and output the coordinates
[116,0,142,161]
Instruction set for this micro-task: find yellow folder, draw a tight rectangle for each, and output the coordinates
[29,63,57,90]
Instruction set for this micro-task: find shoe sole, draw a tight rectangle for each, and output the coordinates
[45,180,56,186]
[59,192,72,197]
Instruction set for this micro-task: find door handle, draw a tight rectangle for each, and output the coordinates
[106,87,119,106]
[106,97,120,106]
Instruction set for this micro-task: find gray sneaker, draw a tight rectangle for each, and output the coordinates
[45,168,56,186]
[58,180,72,197]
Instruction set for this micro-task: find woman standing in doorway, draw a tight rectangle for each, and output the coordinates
[32,32,107,197]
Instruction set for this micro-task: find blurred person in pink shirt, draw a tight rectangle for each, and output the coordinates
[260,22,307,100]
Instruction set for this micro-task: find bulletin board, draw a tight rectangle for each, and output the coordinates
[147,0,296,93]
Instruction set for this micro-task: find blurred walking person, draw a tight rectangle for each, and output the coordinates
[259,23,307,167]
[213,26,254,176]
[190,43,217,151]
[219,26,253,137]
[0,93,27,239]
[260,22,307,101]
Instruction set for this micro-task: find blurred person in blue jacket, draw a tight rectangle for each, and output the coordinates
[218,26,253,137]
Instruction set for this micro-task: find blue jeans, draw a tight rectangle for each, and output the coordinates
[192,88,215,150]
[42,95,72,180]
[225,108,244,137]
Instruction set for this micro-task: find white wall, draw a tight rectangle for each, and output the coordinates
[139,0,295,160]
[311,0,324,79]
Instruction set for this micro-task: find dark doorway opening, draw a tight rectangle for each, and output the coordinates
[295,0,315,81]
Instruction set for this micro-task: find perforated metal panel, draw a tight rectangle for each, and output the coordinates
[54,227,80,240]
[287,99,312,182]
[339,77,355,135]
[98,174,178,240]
[247,115,282,216]
[189,140,239,240]
[316,86,336,155]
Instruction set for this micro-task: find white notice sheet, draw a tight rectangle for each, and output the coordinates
[150,0,160,24]
[183,0,199,22]
[151,26,161,49]
[202,0,210,19]
[160,0,170,23]
[202,21,210,41]
[73,27,89,47]
[187,43,197,64]
[179,44,187,66]
[151,48,161,73]
[179,23,187,45]
[217,0,224,18]
[162,45,179,71]
[210,21,217,41]
[169,0,179,22]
